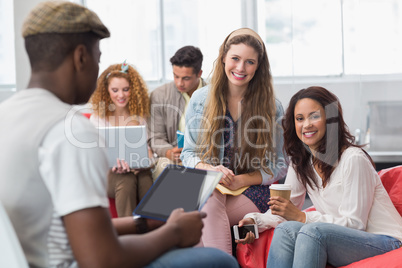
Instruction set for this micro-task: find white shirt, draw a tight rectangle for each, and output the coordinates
[245,147,402,241]
[38,116,109,267]
[0,89,109,267]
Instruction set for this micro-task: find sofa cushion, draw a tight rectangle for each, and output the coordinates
[378,165,402,216]
[340,247,402,268]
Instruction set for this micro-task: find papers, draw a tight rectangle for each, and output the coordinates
[216,184,249,196]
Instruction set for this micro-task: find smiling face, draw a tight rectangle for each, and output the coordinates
[223,43,259,91]
[294,98,326,151]
[107,77,130,109]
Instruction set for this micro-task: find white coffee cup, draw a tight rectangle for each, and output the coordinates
[269,184,292,200]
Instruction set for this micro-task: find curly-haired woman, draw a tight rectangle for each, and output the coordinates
[89,62,153,217]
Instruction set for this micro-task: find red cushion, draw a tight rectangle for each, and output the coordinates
[378,165,402,216]
[108,198,118,218]
[237,228,274,268]
[82,113,92,119]
[237,229,334,268]
[339,247,402,268]
[236,165,402,267]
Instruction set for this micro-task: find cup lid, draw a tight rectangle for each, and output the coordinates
[269,184,291,190]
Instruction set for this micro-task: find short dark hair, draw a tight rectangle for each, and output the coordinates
[170,46,203,74]
[25,32,98,72]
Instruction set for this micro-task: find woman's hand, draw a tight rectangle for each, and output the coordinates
[112,159,131,174]
[235,218,256,244]
[196,163,235,187]
[268,196,306,222]
[215,165,235,188]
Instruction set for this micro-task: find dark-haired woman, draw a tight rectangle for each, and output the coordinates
[239,86,402,268]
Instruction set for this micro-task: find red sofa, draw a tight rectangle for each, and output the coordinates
[237,165,402,268]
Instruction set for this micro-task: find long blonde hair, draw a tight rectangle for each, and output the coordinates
[90,63,150,119]
[198,28,277,175]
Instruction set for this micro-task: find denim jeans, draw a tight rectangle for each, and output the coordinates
[144,247,238,268]
[267,221,402,268]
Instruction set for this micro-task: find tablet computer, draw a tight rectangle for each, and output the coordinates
[133,165,223,221]
[97,126,151,169]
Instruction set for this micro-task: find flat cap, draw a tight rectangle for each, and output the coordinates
[22,1,110,39]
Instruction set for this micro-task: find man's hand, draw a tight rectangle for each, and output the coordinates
[165,147,183,163]
[166,208,206,248]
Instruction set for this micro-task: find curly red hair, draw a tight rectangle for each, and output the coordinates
[90,63,150,118]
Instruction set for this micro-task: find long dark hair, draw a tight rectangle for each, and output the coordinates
[283,86,374,189]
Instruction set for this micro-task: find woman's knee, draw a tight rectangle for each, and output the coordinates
[299,222,331,236]
[277,221,304,233]
[273,221,304,242]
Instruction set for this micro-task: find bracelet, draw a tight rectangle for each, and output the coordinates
[133,216,149,234]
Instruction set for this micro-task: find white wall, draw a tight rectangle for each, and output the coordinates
[7,0,402,153]
[274,75,402,137]
[14,0,41,91]
[0,0,39,103]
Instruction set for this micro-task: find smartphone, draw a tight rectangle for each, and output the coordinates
[233,224,259,240]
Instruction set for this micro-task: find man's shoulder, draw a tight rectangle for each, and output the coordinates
[0,89,72,127]
[150,82,181,105]
[1,88,70,110]
[151,82,177,95]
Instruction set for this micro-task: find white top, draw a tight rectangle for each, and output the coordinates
[245,147,402,241]
[38,118,109,267]
[0,89,109,267]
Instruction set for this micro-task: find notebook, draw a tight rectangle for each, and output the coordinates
[176,130,184,148]
[97,125,151,169]
[133,165,223,221]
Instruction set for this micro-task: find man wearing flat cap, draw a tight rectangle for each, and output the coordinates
[0,1,237,268]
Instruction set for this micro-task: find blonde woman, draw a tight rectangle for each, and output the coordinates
[180,28,288,255]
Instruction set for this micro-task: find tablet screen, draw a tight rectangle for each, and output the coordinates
[133,165,222,221]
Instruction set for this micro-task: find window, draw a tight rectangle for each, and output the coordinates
[261,0,342,77]
[343,0,402,75]
[85,0,242,84]
[86,0,162,81]
[261,0,402,77]
[161,0,241,80]
[0,0,16,88]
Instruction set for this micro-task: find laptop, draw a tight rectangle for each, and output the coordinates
[133,165,223,221]
[97,125,151,169]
